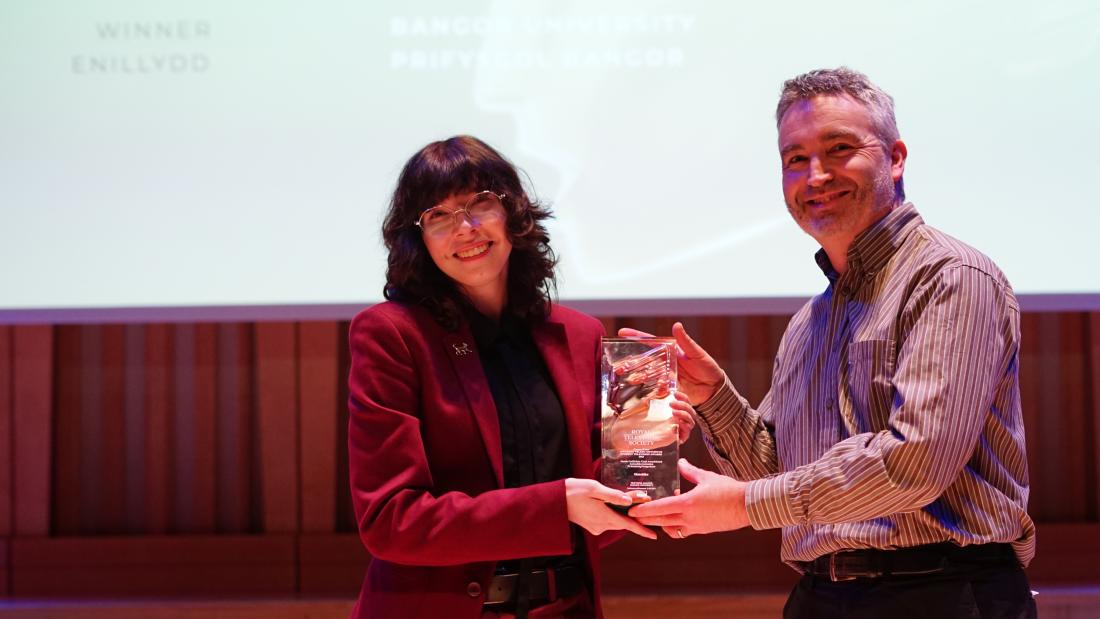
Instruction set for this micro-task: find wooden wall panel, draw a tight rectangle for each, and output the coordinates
[75,326,103,534]
[99,325,127,533]
[0,327,11,539]
[255,323,300,533]
[22,312,1100,535]
[53,326,82,534]
[143,324,173,534]
[746,316,778,405]
[216,323,255,534]
[1019,312,1042,520]
[164,324,217,533]
[11,535,296,597]
[3,311,1100,600]
[1028,314,1083,521]
[724,317,749,402]
[170,323,198,533]
[13,325,52,536]
[122,325,146,532]
[190,323,218,533]
[602,529,793,591]
[0,538,7,597]
[297,533,366,596]
[335,321,356,534]
[695,316,732,374]
[598,316,616,339]
[1089,313,1100,521]
[1059,314,1090,519]
[1025,523,1100,584]
[299,322,339,533]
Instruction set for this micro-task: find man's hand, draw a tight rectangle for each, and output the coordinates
[628,459,750,539]
[565,478,658,540]
[618,322,725,405]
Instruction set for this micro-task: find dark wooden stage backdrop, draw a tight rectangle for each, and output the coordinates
[1,311,1098,599]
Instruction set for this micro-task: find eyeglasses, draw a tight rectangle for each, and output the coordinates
[415,191,506,237]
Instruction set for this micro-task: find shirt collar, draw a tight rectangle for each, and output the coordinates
[466,306,526,350]
[815,202,923,281]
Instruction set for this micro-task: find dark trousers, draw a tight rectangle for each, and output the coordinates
[784,562,1036,618]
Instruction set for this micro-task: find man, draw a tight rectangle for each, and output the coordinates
[628,68,1037,618]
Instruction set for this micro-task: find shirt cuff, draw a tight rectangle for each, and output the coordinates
[694,375,747,436]
[745,473,804,530]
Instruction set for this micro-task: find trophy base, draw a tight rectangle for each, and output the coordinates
[600,441,679,503]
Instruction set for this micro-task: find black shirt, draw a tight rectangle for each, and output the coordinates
[468,310,572,488]
[466,310,582,571]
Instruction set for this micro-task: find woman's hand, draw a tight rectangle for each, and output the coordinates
[565,478,657,540]
[670,390,697,444]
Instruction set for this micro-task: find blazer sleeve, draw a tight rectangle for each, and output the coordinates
[347,306,575,567]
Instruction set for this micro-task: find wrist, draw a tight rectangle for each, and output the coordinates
[699,381,721,404]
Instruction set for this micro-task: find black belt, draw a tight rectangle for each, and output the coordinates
[484,565,585,607]
[802,542,1016,582]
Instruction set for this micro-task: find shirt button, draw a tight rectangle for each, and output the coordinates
[467,581,482,597]
[827,397,836,410]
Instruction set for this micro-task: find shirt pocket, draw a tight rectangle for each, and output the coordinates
[845,339,897,433]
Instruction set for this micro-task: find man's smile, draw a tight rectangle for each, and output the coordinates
[804,190,850,207]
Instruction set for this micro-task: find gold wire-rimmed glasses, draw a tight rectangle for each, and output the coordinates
[415,191,506,237]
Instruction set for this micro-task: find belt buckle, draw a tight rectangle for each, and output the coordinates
[828,554,859,582]
[484,573,516,607]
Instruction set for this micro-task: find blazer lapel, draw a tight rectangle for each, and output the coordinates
[442,328,504,487]
[532,319,593,478]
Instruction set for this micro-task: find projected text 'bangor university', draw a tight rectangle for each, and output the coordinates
[388,14,694,71]
[72,20,212,75]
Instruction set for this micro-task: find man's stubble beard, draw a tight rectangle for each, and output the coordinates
[788,164,898,241]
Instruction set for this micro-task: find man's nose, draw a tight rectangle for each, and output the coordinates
[808,156,832,187]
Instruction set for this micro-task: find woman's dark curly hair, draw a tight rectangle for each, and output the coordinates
[382,135,557,330]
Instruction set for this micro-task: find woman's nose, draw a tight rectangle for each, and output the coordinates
[454,210,478,232]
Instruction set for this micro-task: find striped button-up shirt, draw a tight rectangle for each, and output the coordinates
[697,203,1035,568]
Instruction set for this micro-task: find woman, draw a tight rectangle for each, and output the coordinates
[347,136,693,618]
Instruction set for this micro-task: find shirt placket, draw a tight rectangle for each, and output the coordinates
[832,254,865,439]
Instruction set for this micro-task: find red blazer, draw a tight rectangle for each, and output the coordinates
[347,301,607,619]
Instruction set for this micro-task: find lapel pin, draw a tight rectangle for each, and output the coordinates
[452,342,472,357]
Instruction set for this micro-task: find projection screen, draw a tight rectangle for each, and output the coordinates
[2,1,1098,322]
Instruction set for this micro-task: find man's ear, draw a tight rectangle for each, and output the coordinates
[890,139,908,182]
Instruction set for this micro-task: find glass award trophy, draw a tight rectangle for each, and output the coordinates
[600,337,679,510]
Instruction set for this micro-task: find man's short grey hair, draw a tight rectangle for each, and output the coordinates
[776,67,899,146]
[776,67,904,200]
